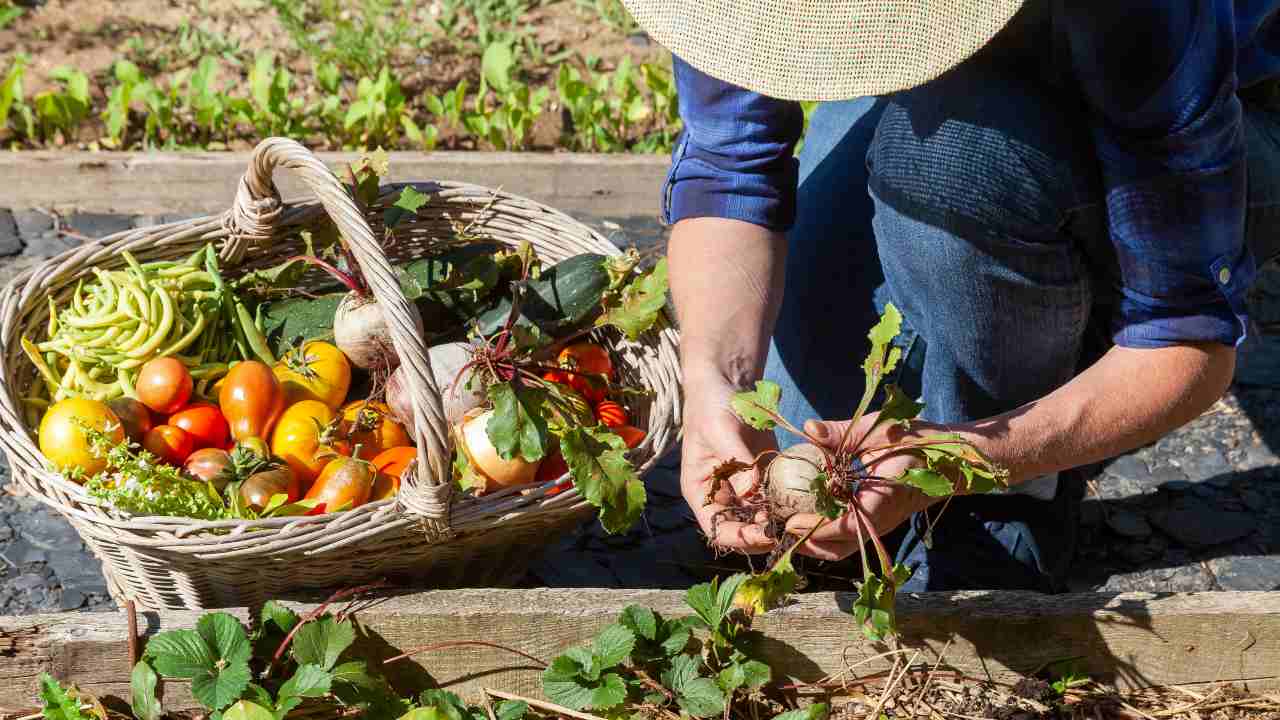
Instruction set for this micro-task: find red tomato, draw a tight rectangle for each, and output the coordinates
[107,397,155,443]
[557,343,613,378]
[143,425,196,466]
[168,404,230,450]
[136,358,194,415]
[594,400,628,429]
[218,361,285,441]
[536,450,571,496]
[615,425,645,450]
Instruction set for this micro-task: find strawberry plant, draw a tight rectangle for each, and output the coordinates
[345,66,424,150]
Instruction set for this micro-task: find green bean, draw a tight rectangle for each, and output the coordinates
[46,297,58,338]
[155,264,195,278]
[116,317,153,355]
[90,268,118,313]
[21,337,61,397]
[159,310,207,357]
[59,308,129,330]
[117,367,135,398]
[71,279,87,317]
[189,362,229,379]
[122,252,149,290]
[123,283,152,324]
[179,272,216,290]
[126,287,176,359]
[234,300,275,365]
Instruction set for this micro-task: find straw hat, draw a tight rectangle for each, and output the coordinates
[619,0,1025,101]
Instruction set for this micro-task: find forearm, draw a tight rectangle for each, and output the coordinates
[960,344,1236,486]
[668,217,787,387]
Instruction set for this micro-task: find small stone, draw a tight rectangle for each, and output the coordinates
[0,209,22,256]
[59,589,86,611]
[64,213,134,240]
[15,508,82,551]
[11,572,46,591]
[1179,447,1233,483]
[1207,555,1280,591]
[1150,499,1258,548]
[2,538,43,566]
[1105,509,1152,538]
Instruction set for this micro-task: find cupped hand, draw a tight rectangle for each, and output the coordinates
[783,412,940,561]
[680,377,778,554]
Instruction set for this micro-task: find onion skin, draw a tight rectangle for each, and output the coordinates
[334,292,396,370]
[765,443,828,520]
[456,408,540,492]
[387,342,486,431]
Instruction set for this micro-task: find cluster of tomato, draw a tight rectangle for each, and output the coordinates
[535,342,646,489]
[38,341,417,516]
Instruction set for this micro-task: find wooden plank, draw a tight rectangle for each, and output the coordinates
[0,151,670,218]
[1,589,1278,713]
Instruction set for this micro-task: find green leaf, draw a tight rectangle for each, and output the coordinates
[260,600,300,635]
[191,661,252,711]
[145,629,215,678]
[658,620,693,657]
[677,677,726,718]
[39,674,84,720]
[772,704,830,720]
[739,659,772,690]
[417,689,469,720]
[385,186,430,228]
[810,472,842,520]
[130,662,163,720]
[591,624,636,668]
[595,258,668,340]
[198,612,252,667]
[618,605,657,641]
[901,468,954,497]
[291,616,356,671]
[279,664,333,699]
[332,660,377,688]
[589,674,628,710]
[735,546,799,619]
[542,664,595,710]
[731,380,782,431]
[862,304,903,393]
[494,700,528,720]
[875,384,924,429]
[660,654,699,693]
[222,700,275,720]
[486,382,549,463]
[481,41,515,94]
[559,426,645,534]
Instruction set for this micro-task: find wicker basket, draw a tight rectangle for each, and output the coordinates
[0,138,683,610]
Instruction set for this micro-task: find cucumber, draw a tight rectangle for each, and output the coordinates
[474,253,610,337]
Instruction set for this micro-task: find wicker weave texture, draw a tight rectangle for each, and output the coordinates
[620,0,1024,101]
[0,138,683,609]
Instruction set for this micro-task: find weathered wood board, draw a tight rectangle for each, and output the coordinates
[1,589,1277,713]
[0,151,670,218]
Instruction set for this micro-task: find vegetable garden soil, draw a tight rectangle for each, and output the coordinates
[0,0,669,151]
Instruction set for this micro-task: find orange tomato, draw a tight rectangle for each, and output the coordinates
[240,467,301,512]
[143,425,196,466]
[615,425,645,450]
[168,403,230,450]
[594,400,628,429]
[339,401,411,460]
[371,446,416,501]
[219,361,286,441]
[305,455,375,514]
[557,343,614,404]
[136,357,193,415]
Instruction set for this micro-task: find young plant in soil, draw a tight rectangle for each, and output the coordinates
[711,304,1009,641]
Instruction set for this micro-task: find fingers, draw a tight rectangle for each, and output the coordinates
[693,502,776,553]
[785,511,864,544]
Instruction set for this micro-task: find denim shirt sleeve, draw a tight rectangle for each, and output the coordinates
[1065,0,1257,348]
[662,55,805,231]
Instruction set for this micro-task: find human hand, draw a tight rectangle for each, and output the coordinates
[783,411,943,561]
[680,373,779,554]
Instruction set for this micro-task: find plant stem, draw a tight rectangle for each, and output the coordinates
[269,580,388,674]
[288,254,364,295]
[483,688,607,720]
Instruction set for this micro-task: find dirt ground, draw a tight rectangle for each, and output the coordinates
[0,0,669,149]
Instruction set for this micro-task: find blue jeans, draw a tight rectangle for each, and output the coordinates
[764,59,1280,593]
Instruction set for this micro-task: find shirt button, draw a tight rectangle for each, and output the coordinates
[1218,267,1231,285]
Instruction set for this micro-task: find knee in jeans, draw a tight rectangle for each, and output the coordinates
[867,64,1093,245]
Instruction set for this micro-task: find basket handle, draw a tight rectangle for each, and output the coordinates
[230,138,453,520]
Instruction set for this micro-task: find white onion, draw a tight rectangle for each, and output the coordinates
[456,408,540,492]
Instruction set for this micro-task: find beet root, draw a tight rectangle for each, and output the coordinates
[765,442,829,520]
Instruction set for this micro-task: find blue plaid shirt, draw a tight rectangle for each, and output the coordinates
[662,1,1280,348]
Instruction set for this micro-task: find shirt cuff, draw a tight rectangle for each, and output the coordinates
[661,139,798,232]
[1112,249,1257,349]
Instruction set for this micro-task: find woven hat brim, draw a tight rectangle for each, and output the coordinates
[621,0,1025,102]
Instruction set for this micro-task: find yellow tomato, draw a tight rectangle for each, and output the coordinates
[274,341,352,410]
[270,400,347,487]
[39,398,125,476]
[340,400,411,460]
